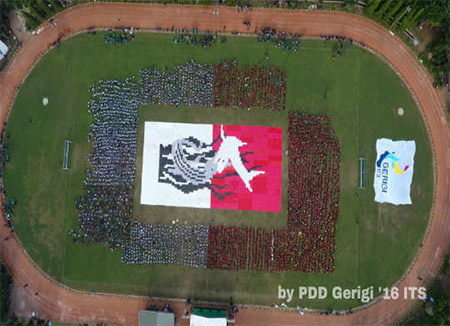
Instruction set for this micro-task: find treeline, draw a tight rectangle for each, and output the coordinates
[400,255,449,326]
[365,0,425,32]
[0,3,10,44]
[0,263,12,323]
[19,0,64,31]
[418,0,449,88]
[365,0,449,87]
[0,1,22,44]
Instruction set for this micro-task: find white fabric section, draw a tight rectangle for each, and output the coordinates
[374,138,416,205]
[0,40,8,60]
[190,315,227,326]
[140,121,212,208]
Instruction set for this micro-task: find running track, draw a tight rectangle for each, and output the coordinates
[0,3,449,326]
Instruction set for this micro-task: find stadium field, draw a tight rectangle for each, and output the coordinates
[2,32,432,309]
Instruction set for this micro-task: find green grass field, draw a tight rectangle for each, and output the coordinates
[2,33,433,309]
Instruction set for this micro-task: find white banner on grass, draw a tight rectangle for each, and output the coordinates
[141,121,213,209]
[374,138,416,205]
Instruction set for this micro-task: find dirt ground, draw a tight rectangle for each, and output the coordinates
[0,3,449,326]
[415,23,440,53]
[9,281,41,319]
[8,9,31,44]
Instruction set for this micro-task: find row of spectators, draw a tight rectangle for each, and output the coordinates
[140,60,286,111]
[122,222,209,268]
[140,60,214,107]
[70,78,140,248]
[287,112,340,273]
[257,28,302,53]
[212,60,286,111]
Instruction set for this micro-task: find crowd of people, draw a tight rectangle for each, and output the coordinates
[213,60,287,111]
[207,225,274,271]
[257,28,302,53]
[140,60,287,111]
[173,29,219,47]
[71,78,140,248]
[320,34,355,45]
[67,61,340,274]
[320,35,355,58]
[1,187,15,231]
[287,112,340,273]
[140,60,215,107]
[122,221,210,268]
[1,126,18,231]
[104,29,134,45]
[204,113,340,274]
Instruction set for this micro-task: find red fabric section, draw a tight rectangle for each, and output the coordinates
[210,124,283,212]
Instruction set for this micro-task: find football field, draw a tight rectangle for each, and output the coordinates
[2,32,433,309]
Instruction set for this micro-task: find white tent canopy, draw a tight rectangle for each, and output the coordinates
[0,40,8,60]
[190,315,227,326]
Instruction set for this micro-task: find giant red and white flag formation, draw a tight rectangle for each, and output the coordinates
[141,121,283,212]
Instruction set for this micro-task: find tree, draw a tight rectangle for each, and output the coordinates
[0,2,12,42]
[365,1,448,88]
[434,298,450,325]
[27,4,45,22]
[1,264,12,323]
[20,11,40,31]
[47,0,62,10]
[383,0,403,22]
[398,13,413,32]
[365,0,383,16]
[390,5,411,27]
[373,0,394,19]
[36,0,53,17]
[420,0,450,27]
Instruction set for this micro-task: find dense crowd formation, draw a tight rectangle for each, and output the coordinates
[71,61,339,273]
[257,28,302,53]
[71,78,140,248]
[0,129,16,231]
[286,112,340,272]
[213,60,287,111]
[206,113,340,273]
[140,60,214,107]
[104,29,135,45]
[122,222,209,268]
[140,60,286,111]
[173,29,218,47]
[206,226,272,271]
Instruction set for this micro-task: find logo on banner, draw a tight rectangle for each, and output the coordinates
[376,151,410,175]
[376,151,410,193]
[373,139,415,205]
[159,125,265,200]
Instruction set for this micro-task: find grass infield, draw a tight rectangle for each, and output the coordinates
[3,33,432,309]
